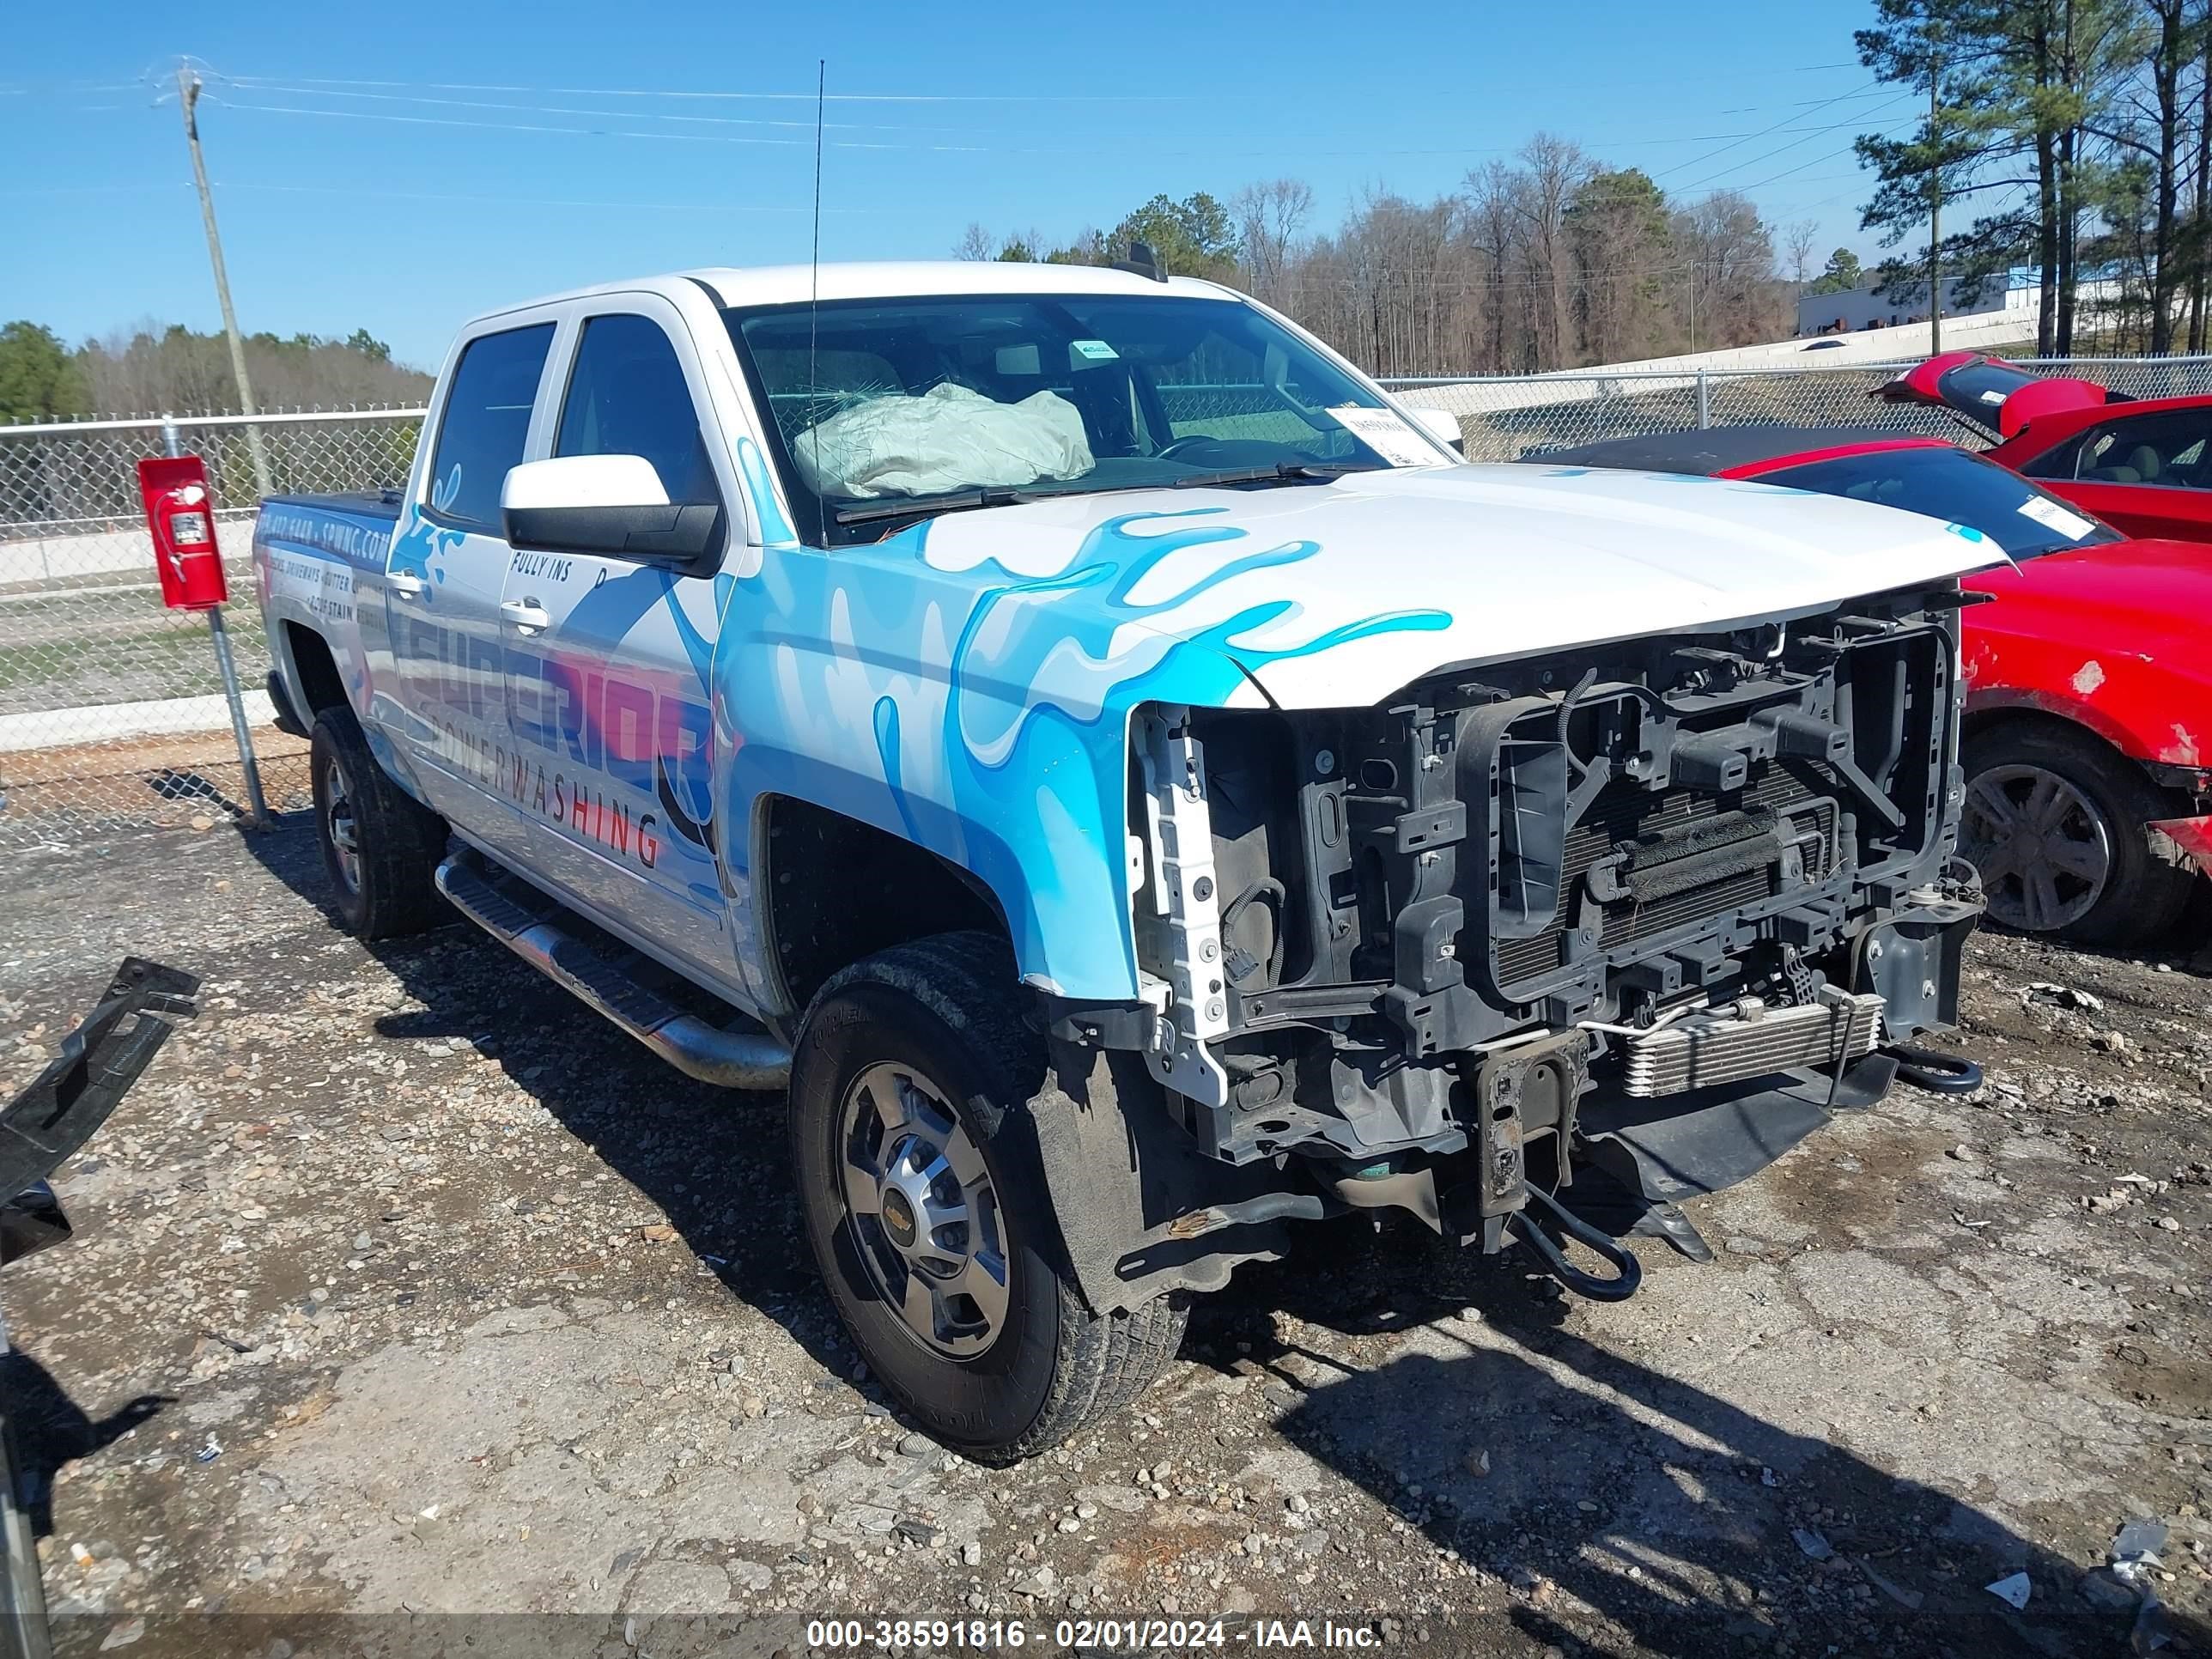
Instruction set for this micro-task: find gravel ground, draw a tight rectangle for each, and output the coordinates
[1,817,2209,1659]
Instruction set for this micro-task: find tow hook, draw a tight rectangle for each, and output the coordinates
[1507,1183,1644,1302]
[1883,1043,1983,1094]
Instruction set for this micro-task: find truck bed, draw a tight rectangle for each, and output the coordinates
[256,492,401,574]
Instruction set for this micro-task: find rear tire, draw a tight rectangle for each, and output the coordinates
[309,708,447,941]
[788,931,1185,1463]
[1961,720,2196,946]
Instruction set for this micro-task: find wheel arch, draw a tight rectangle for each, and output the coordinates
[1962,689,2154,769]
[755,793,1014,1016]
[281,621,349,717]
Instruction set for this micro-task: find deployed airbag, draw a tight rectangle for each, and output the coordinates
[793,383,1094,499]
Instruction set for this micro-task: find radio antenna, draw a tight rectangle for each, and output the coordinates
[808,57,825,545]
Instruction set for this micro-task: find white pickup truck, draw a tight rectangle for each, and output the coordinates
[256,258,1988,1460]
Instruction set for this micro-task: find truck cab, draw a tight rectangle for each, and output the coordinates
[258,261,1989,1460]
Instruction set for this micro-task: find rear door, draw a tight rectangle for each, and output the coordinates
[384,316,558,842]
[497,298,736,988]
[2014,405,2212,544]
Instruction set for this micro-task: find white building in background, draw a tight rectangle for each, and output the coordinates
[1796,267,2124,338]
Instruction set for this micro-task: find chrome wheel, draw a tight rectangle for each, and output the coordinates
[1963,763,2112,933]
[837,1061,1009,1358]
[324,758,362,894]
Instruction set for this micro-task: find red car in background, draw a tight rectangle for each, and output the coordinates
[1528,428,2212,945]
[1880,349,2212,544]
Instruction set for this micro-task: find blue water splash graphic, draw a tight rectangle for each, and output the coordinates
[713,507,1450,999]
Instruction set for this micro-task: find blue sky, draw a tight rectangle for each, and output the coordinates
[6,0,1903,375]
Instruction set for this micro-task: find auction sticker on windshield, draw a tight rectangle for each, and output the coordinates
[1325,405,1440,467]
[2017,495,2097,540]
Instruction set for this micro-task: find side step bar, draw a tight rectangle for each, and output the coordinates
[434,854,791,1091]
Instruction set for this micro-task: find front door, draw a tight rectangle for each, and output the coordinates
[498,303,735,990]
[383,319,556,842]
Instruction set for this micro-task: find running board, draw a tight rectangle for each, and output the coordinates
[434,854,790,1091]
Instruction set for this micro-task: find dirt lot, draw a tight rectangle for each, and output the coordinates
[1,817,2208,1659]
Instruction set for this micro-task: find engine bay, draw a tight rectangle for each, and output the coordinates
[1110,583,1984,1254]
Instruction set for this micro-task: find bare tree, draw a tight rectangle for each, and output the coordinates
[1513,136,1594,370]
[1784,217,1821,286]
[1231,179,1316,305]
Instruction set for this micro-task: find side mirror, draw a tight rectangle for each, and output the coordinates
[1402,404,1466,458]
[502,455,724,572]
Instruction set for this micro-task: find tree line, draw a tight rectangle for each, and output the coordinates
[1859,0,2212,356]
[958,149,1804,378]
[0,320,432,424]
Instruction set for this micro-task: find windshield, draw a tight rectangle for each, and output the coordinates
[1761,446,2123,560]
[721,294,1441,544]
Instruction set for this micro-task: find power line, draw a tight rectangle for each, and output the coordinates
[1725,149,1888,197]
[202,94,822,149]
[192,88,1951,167]
[211,76,997,136]
[221,70,1188,104]
[211,179,866,213]
[1655,78,1884,179]
[1665,105,1913,195]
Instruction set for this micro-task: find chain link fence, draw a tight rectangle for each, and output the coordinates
[3,356,2209,854]
[0,410,422,848]
[1377,355,2212,461]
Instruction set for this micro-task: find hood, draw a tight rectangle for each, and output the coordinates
[916,462,2005,708]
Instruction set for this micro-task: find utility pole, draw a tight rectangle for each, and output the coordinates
[177,63,272,499]
[1929,45,1944,354]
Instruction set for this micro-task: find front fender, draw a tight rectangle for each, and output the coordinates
[1964,613,2212,769]
[710,495,1278,1002]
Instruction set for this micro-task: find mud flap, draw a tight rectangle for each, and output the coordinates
[1027,1045,1300,1316]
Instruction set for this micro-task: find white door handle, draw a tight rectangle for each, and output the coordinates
[501,598,550,632]
[386,572,425,599]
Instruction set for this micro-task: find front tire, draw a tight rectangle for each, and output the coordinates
[1961,720,2196,945]
[789,932,1185,1462]
[309,708,447,941]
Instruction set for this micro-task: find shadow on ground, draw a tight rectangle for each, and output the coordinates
[0,1347,168,1536]
[1196,1229,2208,1656]
[235,817,859,1396]
[234,814,2205,1656]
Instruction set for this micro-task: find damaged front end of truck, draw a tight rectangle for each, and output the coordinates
[1039,582,1982,1305]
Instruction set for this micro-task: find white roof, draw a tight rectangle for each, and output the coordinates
[484,261,1235,320]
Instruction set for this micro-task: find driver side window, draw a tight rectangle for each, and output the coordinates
[556,313,721,505]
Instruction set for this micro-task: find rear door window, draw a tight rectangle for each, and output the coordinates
[426,323,556,532]
[555,313,721,505]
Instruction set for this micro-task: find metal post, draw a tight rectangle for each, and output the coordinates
[162,418,266,825]
[1929,46,1943,356]
[177,64,273,500]
[1696,368,1712,429]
